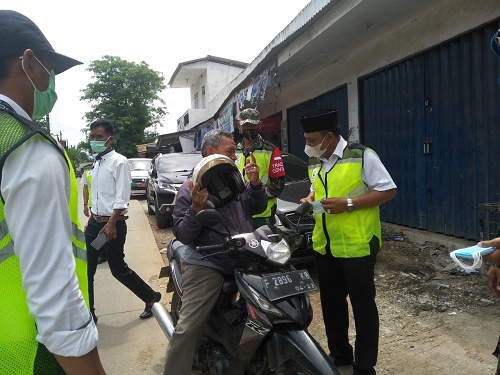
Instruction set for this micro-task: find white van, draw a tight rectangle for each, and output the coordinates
[128,158,152,197]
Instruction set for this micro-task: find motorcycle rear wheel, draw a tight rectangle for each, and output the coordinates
[170,291,182,326]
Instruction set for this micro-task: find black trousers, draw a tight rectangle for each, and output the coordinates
[314,250,379,373]
[85,217,156,315]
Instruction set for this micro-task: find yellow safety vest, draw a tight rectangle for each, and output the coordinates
[235,148,276,219]
[308,145,381,258]
[84,168,93,208]
[0,110,88,374]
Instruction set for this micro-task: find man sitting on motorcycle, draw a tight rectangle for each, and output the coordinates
[163,129,267,375]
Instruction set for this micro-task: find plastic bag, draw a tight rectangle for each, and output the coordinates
[449,245,495,270]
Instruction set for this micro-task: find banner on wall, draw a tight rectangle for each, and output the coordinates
[194,125,214,150]
[237,69,272,110]
[260,118,280,132]
[216,103,234,132]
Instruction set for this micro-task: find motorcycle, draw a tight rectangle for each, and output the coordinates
[152,202,339,375]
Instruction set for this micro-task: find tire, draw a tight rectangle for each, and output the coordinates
[170,291,182,326]
[271,360,312,375]
[146,187,155,215]
[155,200,171,229]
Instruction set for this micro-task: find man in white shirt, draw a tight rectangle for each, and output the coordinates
[300,109,397,375]
[0,9,104,374]
[86,119,161,323]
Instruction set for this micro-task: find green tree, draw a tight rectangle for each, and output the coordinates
[66,146,90,172]
[34,116,49,133]
[81,55,166,157]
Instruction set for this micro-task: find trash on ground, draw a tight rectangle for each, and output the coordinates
[391,235,405,241]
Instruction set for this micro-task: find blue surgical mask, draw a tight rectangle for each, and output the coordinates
[21,55,58,119]
[90,137,111,153]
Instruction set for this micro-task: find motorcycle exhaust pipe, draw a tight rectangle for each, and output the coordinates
[152,302,174,341]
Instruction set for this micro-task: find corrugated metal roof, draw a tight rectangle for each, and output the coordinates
[250,0,336,68]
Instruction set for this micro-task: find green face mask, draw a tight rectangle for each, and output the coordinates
[21,56,58,119]
[90,137,111,153]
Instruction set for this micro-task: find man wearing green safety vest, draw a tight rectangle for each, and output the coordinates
[299,109,397,375]
[0,10,105,374]
[235,108,286,228]
[83,163,94,214]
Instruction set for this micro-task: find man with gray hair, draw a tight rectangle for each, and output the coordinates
[163,129,268,374]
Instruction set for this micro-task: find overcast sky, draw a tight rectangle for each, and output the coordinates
[11,1,311,147]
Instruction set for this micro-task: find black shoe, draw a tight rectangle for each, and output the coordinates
[139,292,161,319]
[329,354,353,367]
[97,256,107,264]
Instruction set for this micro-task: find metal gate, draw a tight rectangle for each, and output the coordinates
[360,20,500,239]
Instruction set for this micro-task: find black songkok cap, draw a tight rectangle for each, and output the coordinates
[300,109,339,133]
[0,10,82,74]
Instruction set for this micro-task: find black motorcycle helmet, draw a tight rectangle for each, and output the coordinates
[192,154,246,208]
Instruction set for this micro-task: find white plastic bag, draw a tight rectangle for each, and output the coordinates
[449,245,495,270]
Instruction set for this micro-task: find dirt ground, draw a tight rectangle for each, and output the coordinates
[137,198,499,375]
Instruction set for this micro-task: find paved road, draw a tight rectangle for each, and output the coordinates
[78,185,168,375]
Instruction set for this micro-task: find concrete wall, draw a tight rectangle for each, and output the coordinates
[187,62,243,115]
[207,63,244,103]
[276,0,500,142]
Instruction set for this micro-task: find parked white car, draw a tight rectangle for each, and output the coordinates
[128,158,151,197]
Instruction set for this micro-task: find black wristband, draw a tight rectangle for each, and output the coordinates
[493,263,500,268]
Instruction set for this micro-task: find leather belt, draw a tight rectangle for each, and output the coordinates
[91,213,128,223]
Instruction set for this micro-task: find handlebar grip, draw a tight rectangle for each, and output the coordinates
[195,244,225,252]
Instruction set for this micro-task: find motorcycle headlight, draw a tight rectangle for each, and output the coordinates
[261,238,290,265]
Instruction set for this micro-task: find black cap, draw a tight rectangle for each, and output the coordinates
[300,109,339,133]
[0,10,82,74]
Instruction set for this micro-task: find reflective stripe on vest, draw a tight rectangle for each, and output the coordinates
[235,149,276,218]
[0,110,88,373]
[308,146,381,258]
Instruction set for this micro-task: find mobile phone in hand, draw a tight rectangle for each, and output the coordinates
[90,232,107,250]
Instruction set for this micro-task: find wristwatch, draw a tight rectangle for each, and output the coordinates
[346,198,354,212]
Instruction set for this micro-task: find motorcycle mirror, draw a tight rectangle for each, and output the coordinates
[195,209,222,227]
[295,201,312,216]
[294,201,312,233]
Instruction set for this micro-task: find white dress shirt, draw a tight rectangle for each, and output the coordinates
[312,136,397,192]
[90,150,131,216]
[0,94,98,357]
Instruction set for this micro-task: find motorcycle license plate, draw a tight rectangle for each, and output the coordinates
[262,270,317,301]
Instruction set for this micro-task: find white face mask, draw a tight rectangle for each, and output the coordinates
[304,134,329,158]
